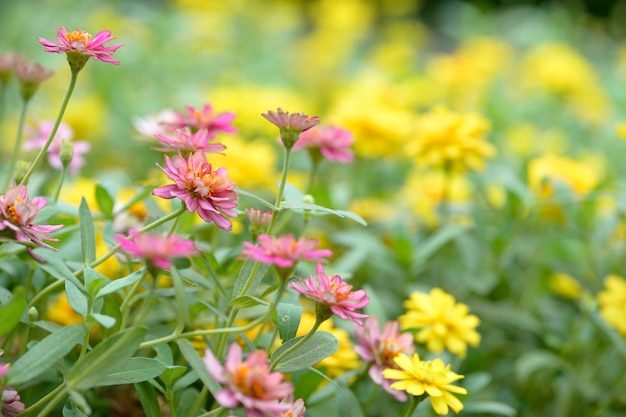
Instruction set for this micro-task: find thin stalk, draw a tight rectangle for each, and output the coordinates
[403,395,426,417]
[52,165,68,202]
[305,158,320,194]
[269,317,322,372]
[20,69,79,186]
[266,147,292,235]
[187,386,207,417]
[3,98,29,190]
[17,383,65,416]
[30,385,68,417]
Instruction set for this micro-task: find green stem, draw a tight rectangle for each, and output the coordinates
[20,69,79,186]
[16,383,65,416]
[269,316,322,372]
[187,386,207,417]
[171,266,187,335]
[3,98,29,190]
[166,389,177,417]
[29,384,67,417]
[196,406,227,417]
[214,307,239,358]
[52,165,68,202]
[403,395,426,417]
[305,158,320,194]
[259,277,290,350]
[266,147,292,236]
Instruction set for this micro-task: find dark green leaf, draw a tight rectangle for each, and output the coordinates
[0,288,26,337]
[271,331,338,372]
[135,381,163,417]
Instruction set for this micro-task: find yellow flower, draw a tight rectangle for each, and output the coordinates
[548,273,583,300]
[527,153,600,199]
[297,311,360,378]
[382,353,467,415]
[407,105,494,172]
[46,293,84,327]
[347,197,399,224]
[504,123,566,158]
[399,288,480,358]
[597,274,626,336]
[616,122,626,141]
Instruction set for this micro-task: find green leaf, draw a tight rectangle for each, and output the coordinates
[65,280,89,317]
[237,188,276,210]
[176,388,200,417]
[93,357,166,387]
[335,382,364,417]
[34,249,87,292]
[100,296,122,338]
[84,267,108,298]
[160,365,187,388]
[515,350,562,384]
[276,302,302,343]
[0,288,26,337]
[332,209,367,226]
[414,224,471,266]
[271,331,338,372]
[95,184,115,218]
[135,381,163,417]
[232,260,270,298]
[463,401,518,416]
[177,339,221,395]
[79,198,96,264]
[7,324,87,385]
[96,267,146,299]
[66,391,91,416]
[231,295,269,309]
[172,370,200,392]
[68,326,147,390]
[63,398,89,417]
[91,313,116,328]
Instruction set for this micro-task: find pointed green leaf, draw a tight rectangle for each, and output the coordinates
[271,331,338,372]
[237,188,276,210]
[91,313,116,328]
[336,381,364,417]
[63,398,89,417]
[67,391,91,416]
[65,280,89,317]
[34,249,87,292]
[93,357,166,387]
[79,198,96,264]
[160,365,187,388]
[231,295,269,309]
[172,370,199,392]
[0,288,26,337]
[68,326,147,390]
[463,401,517,416]
[96,267,146,299]
[177,339,221,395]
[232,260,270,298]
[7,324,87,385]
[333,210,367,226]
[276,302,302,343]
[95,184,115,218]
[135,381,163,417]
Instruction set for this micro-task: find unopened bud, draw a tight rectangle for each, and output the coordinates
[302,194,315,205]
[28,306,39,321]
[59,140,74,168]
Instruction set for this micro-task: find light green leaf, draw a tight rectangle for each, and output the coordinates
[237,188,276,210]
[231,295,269,309]
[63,398,89,417]
[91,313,116,328]
[276,302,302,343]
[332,210,367,226]
[160,365,187,388]
[135,381,163,417]
[96,267,146,299]
[68,326,147,390]
[271,331,338,372]
[93,357,166,387]
[34,249,87,292]
[177,339,221,395]
[7,324,87,385]
[67,391,91,416]
[95,184,115,218]
[335,382,364,417]
[414,224,471,265]
[79,198,96,264]
[0,288,26,337]
[232,260,270,298]
[172,370,199,392]
[463,401,517,416]
[65,280,89,317]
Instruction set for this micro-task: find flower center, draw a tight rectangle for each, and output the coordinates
[65,30,92,49]
[233,365,267,398]
[7,205,21,223]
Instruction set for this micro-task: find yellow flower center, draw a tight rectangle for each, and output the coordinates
[65,30,92,48]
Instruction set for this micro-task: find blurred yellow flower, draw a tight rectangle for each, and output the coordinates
[348,197,399,224]
[548,272,583,300]
[46,292,84,327]
[615,122,626,141]
[399,288,480,358]
[597,274,626,336]
[382,353,467,415]
[297,311,360,378]
[527,153,600,199]
[407,105,494,172]
[400,169,472,228]
[504,123,567,158]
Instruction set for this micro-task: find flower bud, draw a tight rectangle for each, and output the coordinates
[59,140,74,168]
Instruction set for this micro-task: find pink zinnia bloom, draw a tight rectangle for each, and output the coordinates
[168,104,238,135]
[115,229,199,269]
[0,182,62,250]
[23,121,90,174]
[153,152,238,231]
[38,26,123,65]
[133,109,179,139]
[354,317,415,401]
[262,108,320,149]
[154,127,226,154]
[281,398,306,417]
[14,59,55,84]
[241,234,332,269]
[293,125,355,163]
[290,263,370,326]
[2,388,25,416]
[203,343,294,417]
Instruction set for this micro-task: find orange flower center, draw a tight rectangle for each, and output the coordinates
[233,365,267,398]
[65,30,92,47]
[7,205,20,223]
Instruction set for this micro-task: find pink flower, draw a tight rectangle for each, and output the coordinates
[0,182,63,251]
[293,125,354,163]
[153,152,238,231]
[203,343,294,417]
[154,127,226,154]
[241,234,332,269]
[354,317,415,401]
[115,229,199,269]
[0,363,9,378]
[168,104,238,135]
[23,121,90,174]
[2,388,25,416]
[261,108,320,149]
[133,109,178,139]
[38,26,123,65]
[281,398,306,417]
[0,51,23,85]
[290,263,369,325]
[14,59,55,84]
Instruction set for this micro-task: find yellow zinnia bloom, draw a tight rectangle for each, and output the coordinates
[407,105,495,172]
[399,288,480,357]
[382,353,467,415]
[527,153,600,199]
[548,273,583,300]
[597,274,626,336]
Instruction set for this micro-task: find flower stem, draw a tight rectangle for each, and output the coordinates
[269,316,322,372]
[403,394,427,417]
[17,383,65,416]
[3,98,29,190]
[52,165,68,202]
[266,147,292,235]
[20,68,79,186]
